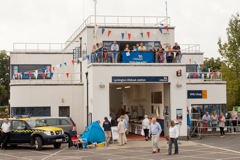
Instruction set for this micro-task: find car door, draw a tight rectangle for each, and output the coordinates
[10,120,31,143]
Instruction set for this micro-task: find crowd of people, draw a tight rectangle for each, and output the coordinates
[200,110,239,137]
[90,41,182,63]
[101,112,179,156]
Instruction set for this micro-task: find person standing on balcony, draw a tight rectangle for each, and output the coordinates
[138,43,146,51]
[103,45,108,63]
[91,45,97,63]
[149,46,156,63]
[136,43,140,51]
[157,44,165,63]
[111,41,119,63]
[166,45,173,63]
[173,42,181,63]
[96,42,103,63]
[124,44,130,51]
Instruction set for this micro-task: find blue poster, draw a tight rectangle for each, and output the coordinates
[122,51,154,63]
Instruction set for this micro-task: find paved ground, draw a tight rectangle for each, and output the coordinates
[0,135,240,160]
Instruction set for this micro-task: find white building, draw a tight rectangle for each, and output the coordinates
[10,16,226,138]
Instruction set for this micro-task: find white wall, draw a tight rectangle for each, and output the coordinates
[88,64,188,136]
[186,83,227,105]
[10,85,85,133]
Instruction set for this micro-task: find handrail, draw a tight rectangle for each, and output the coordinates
[187,72,222,81]
[64,15,170,50]
[180,44,200,53]
[13,43,72,53]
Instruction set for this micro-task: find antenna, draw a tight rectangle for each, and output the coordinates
[165,0,168,25]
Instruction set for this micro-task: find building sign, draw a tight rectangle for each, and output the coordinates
[122,51,154,63]
[187,90,207,99]
[112,76,168,82]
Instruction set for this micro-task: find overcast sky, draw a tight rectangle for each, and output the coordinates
[0,0,239,58]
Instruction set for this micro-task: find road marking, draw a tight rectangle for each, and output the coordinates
[41,147,68,160]
[200,143,240,154]
[0,152,31,160]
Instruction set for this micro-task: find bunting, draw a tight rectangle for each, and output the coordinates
[140,32,143,38]
[66,72,69,78]
[165,25,169,31]
[71,60,74,65]
[128,33,131,40]
[108,30,112,37]
[147,32,150,38]
[121,33,124,39]
[102,28,105,34]
[159,28,162,34]
[64,62,67,66]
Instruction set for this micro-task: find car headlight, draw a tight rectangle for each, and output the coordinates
[44,131,52,136]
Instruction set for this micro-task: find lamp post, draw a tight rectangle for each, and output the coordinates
[85,72,89,126]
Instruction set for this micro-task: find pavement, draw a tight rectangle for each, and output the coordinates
[0,135,240,160]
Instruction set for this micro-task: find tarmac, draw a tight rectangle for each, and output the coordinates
[0,135,240,160]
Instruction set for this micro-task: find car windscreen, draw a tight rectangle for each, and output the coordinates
[25,120,48,127]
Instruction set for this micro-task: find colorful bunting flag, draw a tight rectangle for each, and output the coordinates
[60,64,62,68]
[86,55,90,60]
[121,33,124,39]
[34,70,38,79]
[140,32,143,38]
[165,25,169,31]
[66,72,69,78]
[108,30,112,37]
[64,62,67,66]
[71,60,74,65]
[147,32,150,38]
[50,72,54,78]
[128,33,131,40]
[102,28,105,34]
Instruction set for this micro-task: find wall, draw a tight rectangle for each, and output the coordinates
[88,64,189,136]
[10,85,84,133]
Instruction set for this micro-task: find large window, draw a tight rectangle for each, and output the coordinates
[11,64,51,79]
[186,65,197,72]
[11,107,51,117]
[191,104,226,118]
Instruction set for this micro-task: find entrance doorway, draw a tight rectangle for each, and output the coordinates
[109,83,170,137]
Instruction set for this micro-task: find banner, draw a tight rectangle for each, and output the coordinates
[122,51,154,63]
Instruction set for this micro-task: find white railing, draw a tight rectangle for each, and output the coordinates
[65,15,170,49]
[10,73,81,85]
[180,44,201,53]
[187,72,222,81]
[13,43,73,53]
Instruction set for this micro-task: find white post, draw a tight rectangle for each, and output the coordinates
[165,0,168,25]
[93,0,97,44]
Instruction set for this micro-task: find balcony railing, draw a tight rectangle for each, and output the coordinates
[65,15,170,49]
[180,44,200,53]
[13,43,73,53]
[10,72,81,85]
[187,72,222,81]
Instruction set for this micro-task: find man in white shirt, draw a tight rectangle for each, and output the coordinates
[142,115,150,141]
[1,118,11,150]
[111,41,119,63]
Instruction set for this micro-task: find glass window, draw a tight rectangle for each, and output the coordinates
[60,119,70,125]
[186,65,197,72]
[11,107,51,117]
[46,119,58,126]
[12,121,26,130]
[59,106,70,117]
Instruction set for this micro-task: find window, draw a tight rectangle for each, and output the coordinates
[12,121,26,130]
[186,65,197,72]
[59,106,70,117]
[11,107,51,117]
[60,119,70,125]
[45,119,58,126]
[151,92,162,104]
[11,64,52,79]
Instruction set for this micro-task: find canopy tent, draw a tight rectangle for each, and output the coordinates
[81,121,106,143]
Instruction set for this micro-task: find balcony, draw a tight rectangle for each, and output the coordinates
[187,72,223,82]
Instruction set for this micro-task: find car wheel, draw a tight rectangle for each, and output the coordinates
[54,143,61,149]
[35,137,43,150]
[64,133,70,143]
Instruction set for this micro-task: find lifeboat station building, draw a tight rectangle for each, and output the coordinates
[10,16,226,138]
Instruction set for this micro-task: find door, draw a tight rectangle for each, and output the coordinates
[10,120,31,143]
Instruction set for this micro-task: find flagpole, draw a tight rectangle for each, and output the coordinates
[165,0,168,25]
[94,0,97,44]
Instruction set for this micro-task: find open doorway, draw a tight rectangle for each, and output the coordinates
[109,83,170,138]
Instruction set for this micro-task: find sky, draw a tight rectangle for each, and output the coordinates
[0,0,239,58]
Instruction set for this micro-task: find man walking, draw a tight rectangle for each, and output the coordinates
[103,117,112,146]
[1,118,11,150]
[150,118,162,154]
[118,116,125,146]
